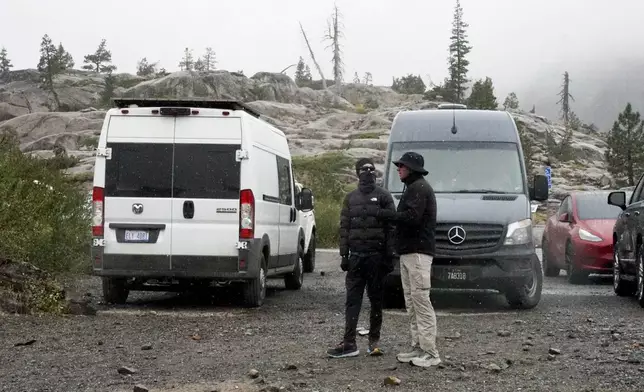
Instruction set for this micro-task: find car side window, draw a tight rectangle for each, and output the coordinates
[630,174,644,204]
[276,156,293,206]
[557,196,571,216]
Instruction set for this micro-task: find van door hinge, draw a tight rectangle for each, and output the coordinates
[235,149,249,161]
[96,147,112,159]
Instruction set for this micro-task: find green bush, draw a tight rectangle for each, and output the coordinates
[293,152,355,248]
[0,141,91,274]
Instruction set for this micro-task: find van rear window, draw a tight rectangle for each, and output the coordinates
[105,143,173,198]
[173,144,241,199]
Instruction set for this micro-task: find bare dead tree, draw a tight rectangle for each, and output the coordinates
[280,64,297,74]
[324,4,344,92]
[299,22,327,89]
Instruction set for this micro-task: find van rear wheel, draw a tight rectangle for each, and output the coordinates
[303,234,316,273]
[285,247,304,290]
[243,255,267,307]
[504,255,543,310]
[102,277,129,304]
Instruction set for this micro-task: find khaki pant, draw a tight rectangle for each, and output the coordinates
[400,253,439,358]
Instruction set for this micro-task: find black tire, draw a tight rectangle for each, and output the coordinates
[613,245,635,297]
[505,255,543,310]
[542,238,560,277]
[244,255,267,308]
[566,241,589,285]
[285,246,304,290]
[636,244,644,308]
[303,233,316,273]
[102,277,129,304]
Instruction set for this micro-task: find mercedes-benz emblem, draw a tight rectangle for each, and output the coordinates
[447,226,466,245]
[132,203,144,214]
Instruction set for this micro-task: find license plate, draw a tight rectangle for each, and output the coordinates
[446,270,467,280]
[124,230,149,242]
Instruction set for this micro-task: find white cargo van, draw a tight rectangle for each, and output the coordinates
[90,98,315,307]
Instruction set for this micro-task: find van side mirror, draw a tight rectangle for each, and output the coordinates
[530,174,549,201]
[608,191,627,210]
[298,188,314,211]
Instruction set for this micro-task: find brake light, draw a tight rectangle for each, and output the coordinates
[92,186,104,236]
[120,109,129,114]
[239,189,255,239]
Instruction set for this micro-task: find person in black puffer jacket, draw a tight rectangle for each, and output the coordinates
[326,158,396,359]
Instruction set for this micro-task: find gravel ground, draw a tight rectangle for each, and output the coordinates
[1,250,644,392]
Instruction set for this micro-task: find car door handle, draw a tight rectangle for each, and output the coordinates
[183,200,195,219]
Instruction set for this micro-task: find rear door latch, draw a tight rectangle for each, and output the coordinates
[235,149,249,161]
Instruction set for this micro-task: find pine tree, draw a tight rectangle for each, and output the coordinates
[136,57,158,76]
[202,47,217,71]
[605,103,644,186]
[530,105,536,114]
[391,74,426,94]
[446,0,472,103]
[55,43,74,70]
[294,57,306,85]
[466,77,498,110]
[556,71,574,126]
[363,72,373,86]
[517,122,534,181]
[100,73,116,108]
[37,34,62,109]
[353,72,360,84]
[0,47,14,73]
[194,58,206,71]
[179,48,194,71]
[503,92,519,110]
[83,39,116,74]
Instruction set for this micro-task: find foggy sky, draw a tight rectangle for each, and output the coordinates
[2,0,643,113]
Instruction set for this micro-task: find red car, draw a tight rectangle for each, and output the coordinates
[541,191,624,284]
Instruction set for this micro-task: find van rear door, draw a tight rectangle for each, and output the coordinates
[170,116,242,271]
[103,115,174,266]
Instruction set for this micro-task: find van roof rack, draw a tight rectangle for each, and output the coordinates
[112,98,261,118]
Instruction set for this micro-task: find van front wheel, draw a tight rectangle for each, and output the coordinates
[102,277,129,304]
[504,256,543,310]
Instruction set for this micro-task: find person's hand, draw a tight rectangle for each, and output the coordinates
[376,208,395,220]
[341,255,350,272]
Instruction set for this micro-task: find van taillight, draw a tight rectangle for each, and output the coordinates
[239,189,255,239]
[92,186,104,236]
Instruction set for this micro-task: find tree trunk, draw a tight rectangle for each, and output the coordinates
[299,22,327,90]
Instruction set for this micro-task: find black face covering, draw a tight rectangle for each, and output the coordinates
[358,171,376,193]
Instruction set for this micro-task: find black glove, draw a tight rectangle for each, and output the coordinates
[340,255,350,272]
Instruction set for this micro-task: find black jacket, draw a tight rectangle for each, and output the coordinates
[380,173,437,256]
[339,182,396,257]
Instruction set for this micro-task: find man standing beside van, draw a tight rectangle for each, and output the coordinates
[327,158,397,358]
[376,152,441,368]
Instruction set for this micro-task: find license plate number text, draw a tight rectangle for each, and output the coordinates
[124,230,149,242]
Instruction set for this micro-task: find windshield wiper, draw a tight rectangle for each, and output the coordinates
[452,189,510,194]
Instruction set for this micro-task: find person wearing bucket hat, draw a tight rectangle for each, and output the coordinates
[326,157,397,359]
[376,151,441,368]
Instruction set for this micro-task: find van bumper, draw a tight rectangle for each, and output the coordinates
[385,245,539,291]
[91,237,263,281]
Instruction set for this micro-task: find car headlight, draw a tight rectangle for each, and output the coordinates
[504,219,533,245]
[578,228,602,242]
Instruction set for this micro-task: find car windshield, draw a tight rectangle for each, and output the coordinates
[576,193,623,220]
[386,141,525,194]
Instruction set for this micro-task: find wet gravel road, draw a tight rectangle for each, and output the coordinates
[1,250,643,392]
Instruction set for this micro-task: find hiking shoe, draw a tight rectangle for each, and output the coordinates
[411,353,442,368]
[396,346,424,363]
[327,342,359,358]
[367,340,384,356]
